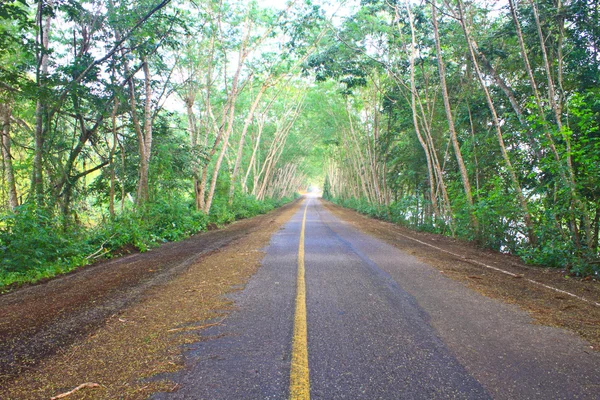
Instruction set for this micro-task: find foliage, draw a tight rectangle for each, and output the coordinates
[2,0,599,289]
[316,0,600,276]
[0,204,91,288]
[0,0,314,287]
[0,192,294,289]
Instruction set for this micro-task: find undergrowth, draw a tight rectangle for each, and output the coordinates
[327,196,600,277]
[0,194,294,290]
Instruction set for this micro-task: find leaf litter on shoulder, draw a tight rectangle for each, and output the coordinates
[0,203,300,400]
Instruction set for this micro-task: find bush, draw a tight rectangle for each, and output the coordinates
[1,193,292,289]
[0,204,90,274]
[144,199,208,242]
[89,199,209,253]
[329,194,599,277]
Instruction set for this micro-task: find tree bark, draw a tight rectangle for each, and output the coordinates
[228,80,269,203]
[402,4,441,220]
[109,99,119,219]
[201,16,252,213]
[431,1,478,231]
[126,56,153,206]
[31,1,52,206]
[1,101,17,211]
[456,0,536,244]
[243,115,265,194]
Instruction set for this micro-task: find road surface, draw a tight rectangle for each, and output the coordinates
[153,196,600,399]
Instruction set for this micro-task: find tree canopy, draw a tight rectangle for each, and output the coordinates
[1,0,599,285]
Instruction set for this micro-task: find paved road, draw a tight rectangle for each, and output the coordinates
[154,196,600,399]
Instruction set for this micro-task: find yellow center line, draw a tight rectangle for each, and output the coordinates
[290,199,310,400]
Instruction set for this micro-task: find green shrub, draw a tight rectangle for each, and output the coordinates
[1,193,291,289]
[0,204,90,274]
[330,194,599,277]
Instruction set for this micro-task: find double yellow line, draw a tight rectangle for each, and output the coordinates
[289,200,310,399]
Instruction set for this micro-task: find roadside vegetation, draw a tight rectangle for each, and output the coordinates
[0,0,599,283]
[316,0,600,277]
[0,0,322,288]
[0,193,293,288]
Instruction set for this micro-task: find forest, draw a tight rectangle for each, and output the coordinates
[0,0,598,287]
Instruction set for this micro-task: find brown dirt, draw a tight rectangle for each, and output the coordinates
[322,201,600,349]
[0,200,300,399]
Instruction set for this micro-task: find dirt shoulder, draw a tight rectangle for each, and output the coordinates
[0,200,299,397]
[322,201,600,349]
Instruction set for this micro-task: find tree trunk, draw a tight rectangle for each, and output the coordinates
[31,1,52,206]
[402,3,441,220]
[185,93,202,210]
[594,203,600,252]
[228,81,269,203]
[1,102,17,211]
[109,99,119,219]
[465,35,541,159]
[243,116,265,194]
[138,58,153,204]
[127,56,153,207]
[456,0,536,245]
[431,1,478,231]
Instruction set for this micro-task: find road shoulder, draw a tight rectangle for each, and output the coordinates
[0,202,300,400]
[318,200,600,398]
[322,200,600,349]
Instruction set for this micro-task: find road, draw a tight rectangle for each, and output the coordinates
[153,196,600,399]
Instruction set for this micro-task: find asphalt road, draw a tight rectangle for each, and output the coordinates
[154,196,600,399]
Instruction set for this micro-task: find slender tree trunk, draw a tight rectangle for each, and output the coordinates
[120,140,126,213]
[31,1,52,206]
[462,31,541,159]
[228,81,269,203]
[529,0,563,131]
[508,0,549,126]
[594,203,599,252]
[256,131,287,200]
[510,0,592,247]
[529,0,593,248]
[126,56,153,207]
[431,1,478,231]
[467,102,480,195]
[203,72,246,213]
[192,35,216,211]
[456,0,536,244]
[403,4,440,220]
[204,111,235,213]
[200,14,256,213]
[139,58,153,204]
[255,97,303,201]
[109,99,119,219]
[1,102,17,211]
[185,93,202,210]
[345,101,377,203]
[243,116,265,194]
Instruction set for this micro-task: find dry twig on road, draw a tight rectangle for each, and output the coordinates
[50,382,100,399]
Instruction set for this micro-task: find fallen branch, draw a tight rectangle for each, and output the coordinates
[50,383,100,399]
[86,234,117,260]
